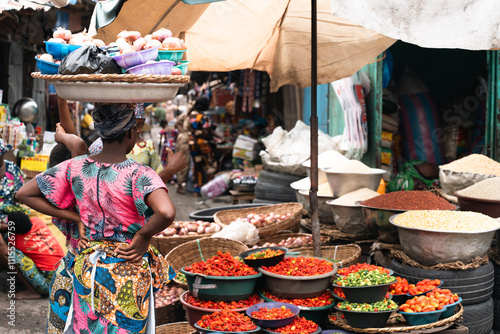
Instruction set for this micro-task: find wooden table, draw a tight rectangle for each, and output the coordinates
[229,189,255,204]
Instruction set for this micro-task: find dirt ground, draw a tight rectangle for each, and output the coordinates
[0,182,234,333]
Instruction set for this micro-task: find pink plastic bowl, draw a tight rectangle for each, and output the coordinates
[126,60,175,75]
[111,47,159,69]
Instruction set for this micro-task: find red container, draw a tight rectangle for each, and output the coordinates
[180,291,263,327]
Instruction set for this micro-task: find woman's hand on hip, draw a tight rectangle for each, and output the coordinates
[115,232,150,264]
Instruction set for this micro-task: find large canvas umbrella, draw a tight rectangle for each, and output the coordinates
[92,0,395,255]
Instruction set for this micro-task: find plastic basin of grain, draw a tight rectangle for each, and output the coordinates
[390,210,500,266]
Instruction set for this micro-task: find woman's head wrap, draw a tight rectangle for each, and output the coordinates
[92,104,137,140]
[0,138,12,155]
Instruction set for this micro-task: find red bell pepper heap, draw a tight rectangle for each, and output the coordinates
[261,256,333,276]
[389,277,442,296]
[262,290,334,308]
[267,316,318,334]
[251,306,295,320]
[184,292,261,309]
[184,251,258,276]
[337,263,390,276]
[196,309,257,332]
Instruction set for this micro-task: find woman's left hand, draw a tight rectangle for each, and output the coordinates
[115,233,150,264]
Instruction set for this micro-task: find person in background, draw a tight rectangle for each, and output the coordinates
[0,139,25,223]
[158,119,177,168]
[175,110,191,193]
[16,103,176,333]
[0,211,65,299]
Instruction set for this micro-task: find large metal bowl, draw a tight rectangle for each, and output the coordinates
[299,189,335,224]
[359,204,403,243]
[327,202,371,236]
[455,193,500,218]
[322,168,386,197]
[389,213,499,266]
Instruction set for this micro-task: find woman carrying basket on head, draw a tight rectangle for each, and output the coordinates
[17,103,176,334]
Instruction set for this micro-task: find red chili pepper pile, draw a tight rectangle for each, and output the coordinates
[337,263,390,276]
[184,292,261,310]
[246,248,284,260]
[263,290,334,308]
[267,316,318,334]
[184,251,258,276]
[251,306,295,320]
[196,309,257,332]
[261,256,333,276]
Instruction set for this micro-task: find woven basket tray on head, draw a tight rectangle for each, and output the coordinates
[213,202,303,239]
[156,321,195,334]
[293,244,362,268]
[256,232,330,249]
[165,237,249,275]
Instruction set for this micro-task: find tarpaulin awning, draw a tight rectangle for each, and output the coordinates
[330,0,500,50]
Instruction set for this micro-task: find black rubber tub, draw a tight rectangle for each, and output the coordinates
[189,203,271,222]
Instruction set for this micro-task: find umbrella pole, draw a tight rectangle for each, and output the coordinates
[310,0,321,258]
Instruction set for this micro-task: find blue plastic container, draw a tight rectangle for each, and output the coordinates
[439,297,462,319]
[35,57,60,75]
[389,279,444,305]
[157,49,186,62]
[399,308,446,326]
[174,60,190,75]
[44,41,81,60]
[193,323,260,334]
[246,302,299,328]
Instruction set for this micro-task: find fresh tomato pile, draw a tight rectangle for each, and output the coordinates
[398,290,457,313]
[246,248,284,260]
[337,299,398,312]
[267,316,318,334]
[251,306,295,320]
[426,288,460,306]
[337,263,391,276]
[333,287,346,299]
[261,256,333,276]
[390,277,442,296]
[184,251,258,276]
[196,309,257,331]
[263,290,334,308]
[184,292,261,309]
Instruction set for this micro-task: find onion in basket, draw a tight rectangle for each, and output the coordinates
[154,285,183,308]
[156,221,222,237]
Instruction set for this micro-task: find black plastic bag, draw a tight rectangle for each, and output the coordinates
[58,45,122,75]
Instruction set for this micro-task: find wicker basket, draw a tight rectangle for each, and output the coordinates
[156,321,195,334]
[155,300,186,326]
[165,237,249,274]
[256,232,330,249]
[293,244,362,267]
[213,202,303,239]
[154,231,216,256]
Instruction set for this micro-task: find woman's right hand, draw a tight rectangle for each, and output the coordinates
[115,232,150,264]
[77,221,90,251]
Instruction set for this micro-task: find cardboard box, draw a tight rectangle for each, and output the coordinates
[232,135,258,161]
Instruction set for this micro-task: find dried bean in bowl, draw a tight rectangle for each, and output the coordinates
[392,210,500,232]
[360,191,456,211]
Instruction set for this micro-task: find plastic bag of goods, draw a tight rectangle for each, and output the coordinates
[59,45,122,75]
[212,220,259,246]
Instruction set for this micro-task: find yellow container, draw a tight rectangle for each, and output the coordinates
[20,155,49,172]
